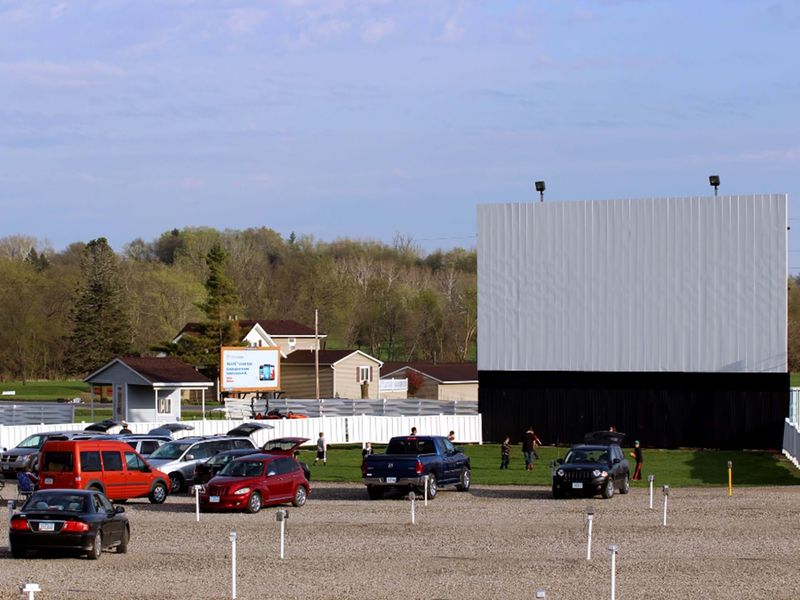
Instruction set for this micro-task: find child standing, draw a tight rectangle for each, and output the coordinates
[630,440,643,480]
[315,432,327,466]
[500,436,510,469]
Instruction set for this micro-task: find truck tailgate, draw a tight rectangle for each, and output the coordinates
[363,455,420,479]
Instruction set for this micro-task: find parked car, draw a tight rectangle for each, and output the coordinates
[551,431,631,499]
[115,435,171,457]
[147,436,258,493]
[200,454,310,513]
[38,438,170,504]
[147,423,195,439]
[361,435,471,500]
[1,431,102,478]
[261,437,311,481]
[194,449,263,484]
[10,489,129,559]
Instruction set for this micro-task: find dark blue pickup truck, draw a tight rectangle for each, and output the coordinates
[361,436,471,500]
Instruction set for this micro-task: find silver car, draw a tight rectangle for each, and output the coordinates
[146,437,257,493]
[1,431,100,477]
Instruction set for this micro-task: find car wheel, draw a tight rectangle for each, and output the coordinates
[117,526,129,554]
[292,485,307,507]
[88,484,103,493]
[366,486,384,500]
[456,468,471,492]
[169,473,184,495]
[426,474,438,499]
[552,485,564,499]
[10,543,25,559]
[602,478,615,499]
[246,491,262,513]
[88,531,102,560]
[620,474,630,495]
[149,481,168,504]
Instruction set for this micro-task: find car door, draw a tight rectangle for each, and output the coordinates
[265,458,293,500]
[101,450,127,499]
[92,492,120,542]
[439,438,460,484]
[124,451,150,498]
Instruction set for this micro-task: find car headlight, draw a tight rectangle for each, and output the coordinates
[233,487,251,495]
[592,469,601,477]
[556,469,565,477]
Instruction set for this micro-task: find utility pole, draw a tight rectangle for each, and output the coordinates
[315,309,320,402]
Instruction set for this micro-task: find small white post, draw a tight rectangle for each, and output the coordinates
[586,506,595,561]
[193,485,202,522]
[648,474,655,510]
[662,485,669,527]
[535,589,546,599]
[276,509,288,559]
[423,475,429,506]
[409,491,416,524]
[230,530,237,599]
[21,583,41,600]
[609,544,618,600]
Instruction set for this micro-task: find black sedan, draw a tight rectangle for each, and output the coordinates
[10,489,129,559]
[551,432,630,499]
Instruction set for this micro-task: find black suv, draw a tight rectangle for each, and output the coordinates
[551,431,630,499]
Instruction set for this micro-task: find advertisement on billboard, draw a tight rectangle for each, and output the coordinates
[220,347,281,392]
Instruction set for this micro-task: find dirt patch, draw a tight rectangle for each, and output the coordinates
[1,483,798,599]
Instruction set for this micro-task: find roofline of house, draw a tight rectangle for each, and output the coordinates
[380,366,476,385]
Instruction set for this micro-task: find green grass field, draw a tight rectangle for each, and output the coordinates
[0,380,89,401]
[300,444,800,488]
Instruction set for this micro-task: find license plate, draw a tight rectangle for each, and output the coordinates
[44,477,53,485]
[386,477,397,484]
[210,496,220,503]
[39,522,55,532]
[572,482,584,489]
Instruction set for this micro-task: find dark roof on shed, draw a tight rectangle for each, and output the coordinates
[98,357,212,384]
[381,362,478,383]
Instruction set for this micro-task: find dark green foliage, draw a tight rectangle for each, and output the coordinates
[65,238,132,375]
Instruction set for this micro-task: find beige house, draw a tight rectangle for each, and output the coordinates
[173,319,326,356]
[281,350,384,399]
[381,363,478,402]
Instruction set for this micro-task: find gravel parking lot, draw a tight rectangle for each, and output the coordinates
[1,482,798,599]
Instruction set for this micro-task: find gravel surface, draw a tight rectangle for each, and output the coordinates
[1,482,798,599]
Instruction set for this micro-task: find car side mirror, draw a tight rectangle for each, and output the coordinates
[613,458,620,464]
[184,454,194,461]
[556,458,563,465]
[267,470,277,477]
[142,465,151,473]
[114,505,125,514]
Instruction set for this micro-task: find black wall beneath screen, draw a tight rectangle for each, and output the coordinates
[478,371,789,449]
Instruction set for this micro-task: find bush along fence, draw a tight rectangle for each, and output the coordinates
[0,414,483,451]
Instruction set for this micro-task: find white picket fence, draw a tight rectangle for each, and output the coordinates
[0,414,483,451]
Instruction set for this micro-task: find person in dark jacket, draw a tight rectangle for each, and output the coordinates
[500,436,510,469]
[522,426,541,471]
[630,440,643,480]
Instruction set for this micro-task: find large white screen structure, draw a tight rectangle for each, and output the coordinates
[477,195,787,373]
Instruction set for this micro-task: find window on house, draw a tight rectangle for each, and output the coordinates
[358,366,372,382]
[288,337,297,348]
[158,395,172,414]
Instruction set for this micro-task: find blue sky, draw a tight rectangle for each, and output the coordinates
[1,0,799,262]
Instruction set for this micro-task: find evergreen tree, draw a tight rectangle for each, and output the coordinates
[65,238,132,374]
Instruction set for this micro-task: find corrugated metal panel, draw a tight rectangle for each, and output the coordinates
[477,195,787,373]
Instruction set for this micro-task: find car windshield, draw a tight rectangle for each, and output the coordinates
[208,453,234,467]
[386,439,436,455]
[17,434,48,449]
[149,441,192,460]
[564,448,612,465]
[220,460,264,477]
[24,493,88,512]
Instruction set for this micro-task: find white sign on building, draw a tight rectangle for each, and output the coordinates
[220,347,281,392]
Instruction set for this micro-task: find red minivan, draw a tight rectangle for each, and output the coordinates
[39,438,171,504]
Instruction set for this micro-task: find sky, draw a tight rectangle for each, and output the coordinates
[1,0,799,262]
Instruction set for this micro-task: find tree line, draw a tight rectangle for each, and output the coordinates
[0,228,477,380]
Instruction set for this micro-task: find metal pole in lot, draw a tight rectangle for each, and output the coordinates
[409,491,416,524]
[424,475,429,506]
[648,474,655,510]
[230,530,237,599]
[608,544,618,600]
[585,506,595,561]
[193,485,202,522]
[727,461,733,497]
[535,589,546,599]
[662,485,670,527]
[276,509,288,559]
[21,583,41,599]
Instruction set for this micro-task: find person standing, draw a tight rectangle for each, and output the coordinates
[448,431,455,443]
[522,426,537,471]
[362,442,374,458]
[500,436,511,469]
[630,440,643,480]
[410,426,418,436]
[315,432,327,466]
[120,421,132,435]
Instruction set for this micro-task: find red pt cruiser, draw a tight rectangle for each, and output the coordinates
[200,454,310,513]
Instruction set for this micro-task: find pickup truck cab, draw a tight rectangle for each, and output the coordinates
[361,436,470,500]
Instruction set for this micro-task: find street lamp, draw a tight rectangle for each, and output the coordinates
[709,175,720,197]
[535,180,546,202]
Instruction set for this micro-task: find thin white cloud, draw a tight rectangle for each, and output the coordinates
[363,19,394,43]
[0,60,125,87]
[441,17,464,42]
[739,147,800,162]
[226,8,269,34]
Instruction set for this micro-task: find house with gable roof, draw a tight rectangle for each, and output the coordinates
[381,362,478,401]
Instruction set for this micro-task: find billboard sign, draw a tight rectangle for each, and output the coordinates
[220,347,281,392]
